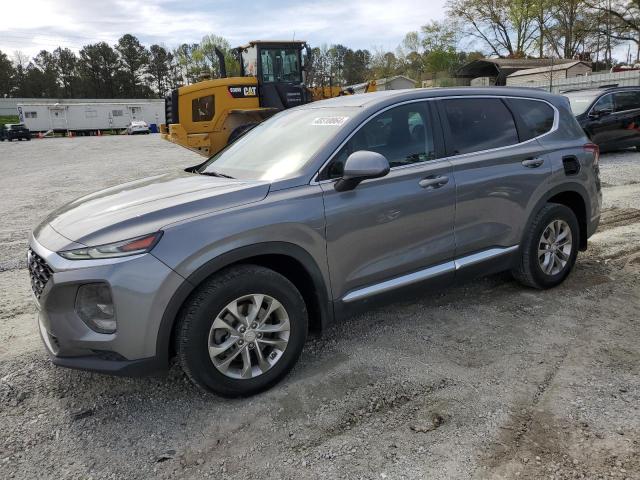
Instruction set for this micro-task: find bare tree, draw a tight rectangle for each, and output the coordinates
[446,0,539,57]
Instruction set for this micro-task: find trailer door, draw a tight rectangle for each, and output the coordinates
[49,107,67,130]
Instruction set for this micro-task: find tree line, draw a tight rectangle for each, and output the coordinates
[0,0,638,99]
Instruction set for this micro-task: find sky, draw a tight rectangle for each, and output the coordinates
[0,0,448,59]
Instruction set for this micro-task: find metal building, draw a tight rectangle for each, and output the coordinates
[506,61,592,87]
[4,98,165,132]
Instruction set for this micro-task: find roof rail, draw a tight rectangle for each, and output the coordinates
[598,84,619,88]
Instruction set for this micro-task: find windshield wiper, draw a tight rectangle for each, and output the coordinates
[198,170,235,179]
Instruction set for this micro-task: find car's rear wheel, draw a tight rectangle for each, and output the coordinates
[512,203,579,289]
[175,265,308,397]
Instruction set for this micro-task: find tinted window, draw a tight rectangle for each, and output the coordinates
[591,94,613,114]
[260,48,301,83]
[509,99,555,140]
[614,91,640,112]
[192,95,214,122]
[442,98,518,155]
[326,102,435,179]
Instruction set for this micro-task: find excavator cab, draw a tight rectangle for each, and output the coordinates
[238,40,310,109]
[161,40,329,157]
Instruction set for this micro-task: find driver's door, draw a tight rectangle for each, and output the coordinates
[319,101,456,304]
[587,93,622,148]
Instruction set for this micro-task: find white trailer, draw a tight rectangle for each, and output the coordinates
[16,100,165,132]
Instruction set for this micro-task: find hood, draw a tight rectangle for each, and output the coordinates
[39,171,270,247]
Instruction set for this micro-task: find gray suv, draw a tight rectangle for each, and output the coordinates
[29,88,602,396]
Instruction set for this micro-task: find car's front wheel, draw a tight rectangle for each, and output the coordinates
[512,203,579,289]
[175,265,308,397]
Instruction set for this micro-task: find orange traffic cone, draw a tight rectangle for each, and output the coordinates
[97,130,101,136]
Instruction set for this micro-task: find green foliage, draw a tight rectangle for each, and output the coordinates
[0,115,19,125]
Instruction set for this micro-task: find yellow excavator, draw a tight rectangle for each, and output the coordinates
[160,40,376,157]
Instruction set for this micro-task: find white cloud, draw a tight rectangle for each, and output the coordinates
[0,0,447,58]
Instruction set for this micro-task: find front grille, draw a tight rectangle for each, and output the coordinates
[28,248,53,299]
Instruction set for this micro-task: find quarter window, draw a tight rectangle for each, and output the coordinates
[192,95,215,122]
[613,91,640,112]
[326,102,435,179]
[442,98,519,155]
[508,99,555,140]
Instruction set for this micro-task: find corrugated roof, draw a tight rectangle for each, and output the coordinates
[508,61,591,77]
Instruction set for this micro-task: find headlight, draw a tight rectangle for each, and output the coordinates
[58,232,162,260]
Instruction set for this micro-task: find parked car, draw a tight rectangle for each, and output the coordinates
[126,121,150,135]
[565,86,640,151]
[30,88,601,396]
[0,123,31,141]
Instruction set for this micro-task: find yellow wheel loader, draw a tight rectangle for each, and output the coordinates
[161,40,355,157]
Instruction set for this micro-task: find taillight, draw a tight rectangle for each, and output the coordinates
[584,143,599,166]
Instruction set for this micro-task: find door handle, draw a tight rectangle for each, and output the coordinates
[419,175,449,189]
[522,157,544,168]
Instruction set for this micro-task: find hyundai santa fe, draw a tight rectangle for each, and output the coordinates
[29,88,602,396]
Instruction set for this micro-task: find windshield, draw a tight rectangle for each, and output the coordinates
[565,92,598,115]
[198,108,354,181]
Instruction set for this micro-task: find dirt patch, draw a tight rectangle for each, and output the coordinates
[599,207,640,231]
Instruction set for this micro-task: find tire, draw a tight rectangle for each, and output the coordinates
[228,123,258,144]
[512,203,579,289]
[175,264,308,397]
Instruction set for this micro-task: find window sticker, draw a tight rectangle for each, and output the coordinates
[312,116,349,126]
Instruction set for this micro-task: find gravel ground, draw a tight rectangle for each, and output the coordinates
[1,135,639,480]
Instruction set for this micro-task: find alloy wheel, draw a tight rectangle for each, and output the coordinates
[538,219,573,276]
[208,294,290,379]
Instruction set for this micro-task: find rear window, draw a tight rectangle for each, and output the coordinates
[442,98,519,155]
[508,99,555,140]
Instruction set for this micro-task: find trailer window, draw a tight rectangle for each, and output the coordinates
[25,111,37,118]
[192,95,214,122]
[112,110,124,117]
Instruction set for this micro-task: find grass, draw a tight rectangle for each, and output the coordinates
[0,115,19,126]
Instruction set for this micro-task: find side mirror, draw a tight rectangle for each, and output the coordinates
[590,108,613,119]
[334,151,390,192]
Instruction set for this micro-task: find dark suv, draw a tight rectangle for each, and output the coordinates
[565,86,640,151]
[30,88,601,396]
[0,123,31,141]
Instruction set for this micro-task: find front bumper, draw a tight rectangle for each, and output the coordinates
[30,232,185,376]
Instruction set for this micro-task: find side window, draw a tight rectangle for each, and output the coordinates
[613,91,640,112]
[508,99,555,140]
[591,94,613,114]
[192,95,214,122]
[326,102,435,179]
[442,98,519,155]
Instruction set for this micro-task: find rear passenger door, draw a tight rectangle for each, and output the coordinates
[437,96,553,259]
[612,90,640,148]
